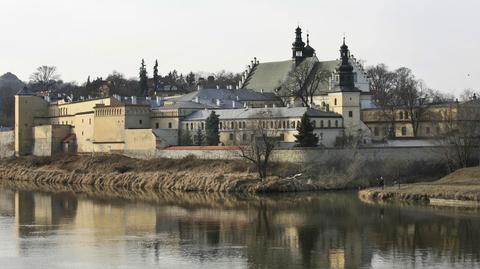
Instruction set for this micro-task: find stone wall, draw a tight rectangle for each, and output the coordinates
[0,130,14,158]
[155,146,445,164]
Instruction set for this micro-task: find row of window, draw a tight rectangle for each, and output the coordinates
[373,126,441,137]
[95,109,122,116]
[154,122,173,129]
[185,119,341,131]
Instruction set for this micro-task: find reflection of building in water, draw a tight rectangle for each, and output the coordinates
[0,188,15,216]
[6,189,480,269]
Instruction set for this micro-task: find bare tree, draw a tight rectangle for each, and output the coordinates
[282,60,331,107]
[440,101,480,169]
[29,66,60,92]
[366,64,398,138]
[394,69,429,137]
[238,112,278,180]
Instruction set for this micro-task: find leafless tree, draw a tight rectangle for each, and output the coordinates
[282,60,331,107]
[440,101,480,169]
[29,66,60,92]
[367,64,399,138]
[238,112,278,180]
[394,69,430,137]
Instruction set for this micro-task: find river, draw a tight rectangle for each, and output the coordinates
[0,186,479,269]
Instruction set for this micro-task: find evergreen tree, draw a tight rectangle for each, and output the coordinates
[153,60,159,91]
[181,129,193,146]
[194,128,204,146]
[205,111,220,145]
[186,72,196,86]
[294,112,319,147]
[139,59,148,96]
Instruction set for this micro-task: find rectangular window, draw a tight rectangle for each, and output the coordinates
[229,133,234,140]
[155,123,159,129]
[374,127,379,136]
[168,122,172,129]
[139,120,143,125]
[348,111,353,118]
[401,127,407,136]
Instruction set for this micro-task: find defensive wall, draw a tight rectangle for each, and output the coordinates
[155,146,446,164]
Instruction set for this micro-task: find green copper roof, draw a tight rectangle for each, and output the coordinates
[243,57,341,94]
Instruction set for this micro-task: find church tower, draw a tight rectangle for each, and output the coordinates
[292,26,306,65]
[328,38,362,136]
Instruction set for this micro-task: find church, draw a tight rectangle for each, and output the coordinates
[239,26,373,138]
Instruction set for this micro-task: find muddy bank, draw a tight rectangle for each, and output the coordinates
[0,155,359,193]
[359,166,480,205]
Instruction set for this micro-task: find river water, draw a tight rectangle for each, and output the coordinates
[0,186,479,269]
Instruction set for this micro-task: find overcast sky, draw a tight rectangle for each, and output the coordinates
[1,0,478,96]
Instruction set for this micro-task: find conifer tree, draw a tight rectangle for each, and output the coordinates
[194,128,205,146]
[153,60,159,91]
[205,111,220,145]
[181,129,193,146]
[139,59,148,96]
[294,112,319,147]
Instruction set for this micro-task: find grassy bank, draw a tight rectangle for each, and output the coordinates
[359,167,480,204]
[0,154,447,193]
[0,154,351,193]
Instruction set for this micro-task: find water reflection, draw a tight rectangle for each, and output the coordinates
[0,185,479,269]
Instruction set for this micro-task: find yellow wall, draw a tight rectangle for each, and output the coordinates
[15,95,48,156]
[328,92,361,135]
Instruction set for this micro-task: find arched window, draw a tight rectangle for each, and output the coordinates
[399,111,404,120]
[219,122,223,129]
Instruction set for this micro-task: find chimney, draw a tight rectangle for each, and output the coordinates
[216,85,220,89]
[156,96,163,106]
[216,99,221,106]
[131,96,137,105]
[197,85,203,90]
[236,96,239,101]
[273,103,276,108]
[194,96,199,103]
[254,57,257,64]
[260,89,264,94]
[232,100,236,108]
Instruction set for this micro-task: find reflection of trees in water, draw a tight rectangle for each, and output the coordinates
[2,184,480,268]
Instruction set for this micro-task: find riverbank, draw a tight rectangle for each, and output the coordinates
[0,154,363,193]
[359,167,480,205]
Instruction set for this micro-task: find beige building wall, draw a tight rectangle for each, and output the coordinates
[183,116,343,147]
[362,104,458,140]
[328,92,361,135]
[15,95,48,156]
[32,125,71,156]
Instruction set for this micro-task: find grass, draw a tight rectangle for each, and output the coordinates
[359,166,480,202]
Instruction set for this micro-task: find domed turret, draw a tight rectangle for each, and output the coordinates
[303,33,315,57]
